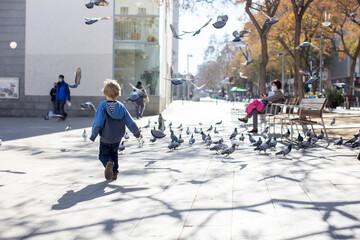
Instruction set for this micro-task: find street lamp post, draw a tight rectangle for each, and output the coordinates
[319,36,323,93]
[278,53,285,92]
[186,54,193,100]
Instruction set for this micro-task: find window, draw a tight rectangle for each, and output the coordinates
[138,7,146,15]
[114,17,159,42]
[120,7,128,15]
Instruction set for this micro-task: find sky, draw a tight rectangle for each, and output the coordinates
[177,2,247,76]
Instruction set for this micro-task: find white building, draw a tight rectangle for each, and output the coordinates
[0,0,179,116]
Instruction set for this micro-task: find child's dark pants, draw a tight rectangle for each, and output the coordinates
[99,141,120,173]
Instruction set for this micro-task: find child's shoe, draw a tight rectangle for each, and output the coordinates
[105,161,113,180]
[112,172,118,180]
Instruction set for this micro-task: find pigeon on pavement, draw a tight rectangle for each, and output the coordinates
[82,129,87,141]
[168,140,180,150]
[252,137,263,147]
[345,136,358,145]
[189,134,196,145]
[118,141,125,153]
[275,144,292,157]
[230,128,238,139]
[334,137,343,146]
[221,144,236,157]
[65,125,71,131]
[330,118,335,126]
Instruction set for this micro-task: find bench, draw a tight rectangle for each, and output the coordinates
[271,97,298,135]
[275,98,329,147]
[344,95,360,109]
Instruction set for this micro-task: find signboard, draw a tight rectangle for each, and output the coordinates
[0,77,19,99]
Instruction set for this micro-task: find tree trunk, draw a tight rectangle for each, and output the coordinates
[259,35,269,94]
[347,57,357,96]
[347,40,360,96]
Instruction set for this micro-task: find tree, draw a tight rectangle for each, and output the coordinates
[236,0,282,94]
[328,0,360,96]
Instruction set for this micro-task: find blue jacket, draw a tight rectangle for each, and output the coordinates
[90,100,140,143]
[56,82,71,101]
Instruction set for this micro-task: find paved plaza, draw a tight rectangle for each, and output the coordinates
[1,99,360,240]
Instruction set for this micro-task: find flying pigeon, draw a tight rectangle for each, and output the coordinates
[170,24,185,39]
[82,129,87,141]
[334,137,343,146]
[300,67,319,85]
[44,110,64,120]
[232,30,250,43]
[189,81,206,91]
[69,67,81,88]
[65,125,71,131]
[85,16,112,25]
[165,78,188,85]
[85,0,109,9]
[296,42,319,50]
[151,127,166,139]
[189,134,196,145]
[215,120,222,125]
[330,118,335,126]
[214,127,219,134]
[168,140,180,150]
[345,136,358,145]
[118,141,125,152]
[322,11,331,27]
[212,15,228,29]
[186,127,191,135]
[181,18,212,36]
[230,128,238,139]
[221,144,236,157]
[239,72,248,79]
[207,125,213,132]
[260,9,286,25]
[221,77,234,84]
[275,144,292,157]
[240,45,253,65]
[80,102,97,112]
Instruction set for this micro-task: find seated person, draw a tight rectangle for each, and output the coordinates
[238,79,284,133]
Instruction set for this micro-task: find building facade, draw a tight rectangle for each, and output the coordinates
[0,0,178,117]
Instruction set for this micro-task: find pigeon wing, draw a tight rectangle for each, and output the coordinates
[260,9,271,19]
[75,67,81,85]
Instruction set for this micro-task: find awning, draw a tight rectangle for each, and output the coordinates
[230,87,248,92]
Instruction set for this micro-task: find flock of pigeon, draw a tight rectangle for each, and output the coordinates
[84,0,112,25]
[68,116,359,160]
